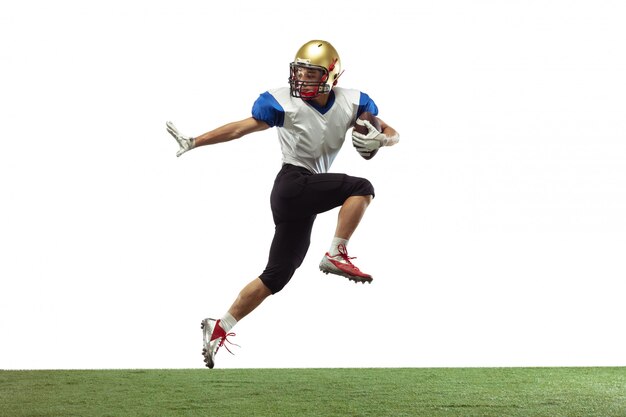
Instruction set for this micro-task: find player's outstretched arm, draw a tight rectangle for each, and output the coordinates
[166,117,270,157]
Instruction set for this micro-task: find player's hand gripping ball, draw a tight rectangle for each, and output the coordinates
[352,112,382,160]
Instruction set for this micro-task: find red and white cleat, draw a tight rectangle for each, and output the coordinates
[319,244,373,284]
[201,318,238,369]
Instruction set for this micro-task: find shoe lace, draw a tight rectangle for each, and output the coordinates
[217,332,240,355]
[336,244,361,270]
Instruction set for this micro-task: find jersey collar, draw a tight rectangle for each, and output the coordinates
[306,91,335,115]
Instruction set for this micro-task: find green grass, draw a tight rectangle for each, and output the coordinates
[1,368,624,417]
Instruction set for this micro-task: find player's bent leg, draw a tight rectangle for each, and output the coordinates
[201,215,314,368]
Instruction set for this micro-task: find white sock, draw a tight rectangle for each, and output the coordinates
[329,237,349,256]
[219,312,237,333]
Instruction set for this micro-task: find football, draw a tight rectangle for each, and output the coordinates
[353,111,381,160]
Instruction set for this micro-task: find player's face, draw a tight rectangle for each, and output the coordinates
[294,66,324,98]
[295,66,323,83]
[289,63,330,100]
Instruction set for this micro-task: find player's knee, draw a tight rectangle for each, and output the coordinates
[259,264,297,294]
[354,177,375,199]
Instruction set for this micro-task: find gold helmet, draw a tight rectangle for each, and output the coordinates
[289,40,344,99]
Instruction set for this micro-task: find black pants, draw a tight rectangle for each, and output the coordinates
[259,164,375,293]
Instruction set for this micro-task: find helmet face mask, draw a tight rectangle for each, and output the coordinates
[289,63,329,99]
[288,40,342,100]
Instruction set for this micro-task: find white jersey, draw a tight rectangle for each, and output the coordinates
[251,86,378,174]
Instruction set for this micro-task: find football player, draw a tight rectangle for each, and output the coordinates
[167,40,399,368]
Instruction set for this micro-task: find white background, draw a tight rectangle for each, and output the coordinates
[1,0,625,369]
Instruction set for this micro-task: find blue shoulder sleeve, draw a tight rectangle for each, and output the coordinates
[357,92,379,117]
[251,92,285,127]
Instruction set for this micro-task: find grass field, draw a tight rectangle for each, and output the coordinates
[1,367,624,417]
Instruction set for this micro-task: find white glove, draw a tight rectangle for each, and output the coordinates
[352,119,400,159]
[351,119,386,155]
[166,121,195,157]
